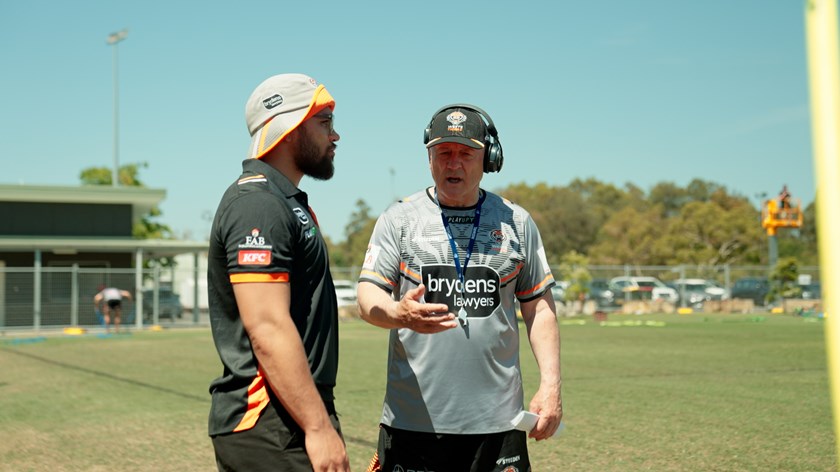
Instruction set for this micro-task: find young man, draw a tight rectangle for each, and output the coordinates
[357,104,563,471]
[93,286,132,333]
[207,73,349,472]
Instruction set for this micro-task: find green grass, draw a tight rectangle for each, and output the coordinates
[0,313,836,471]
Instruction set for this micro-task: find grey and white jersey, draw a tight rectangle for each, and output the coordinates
[360,187,555,434]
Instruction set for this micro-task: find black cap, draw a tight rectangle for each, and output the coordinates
[425,108,487,149]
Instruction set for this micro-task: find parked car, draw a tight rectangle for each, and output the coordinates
[550,285,566,303]
[142,288,183,321]
[549,281,570,302]
[609,276,679,304]
[334,279,358,307]
[730,277,771,306]
[669,278,729,308]
[587,278,616,307]
[799,282,821,299]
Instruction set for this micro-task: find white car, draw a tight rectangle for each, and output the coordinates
[671,278,730,307]
[333,279,358,307]
[608,276,679,304]
[550,281,570,302]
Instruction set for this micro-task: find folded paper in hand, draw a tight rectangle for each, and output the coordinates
[510,411,564,438]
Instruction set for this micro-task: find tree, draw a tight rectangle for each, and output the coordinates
[498,180,636,264]
[588,205,669,265]
[767,257,802,303]
[329,199,377,269]
[80,162,148,187]
[662,200,763,266]
[555,251,592,302]
[325,178,817,274]
[649,181,689,218]
[79,163,175,267]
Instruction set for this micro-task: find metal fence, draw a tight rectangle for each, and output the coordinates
[0,266,201,332]
[0,264,820,331]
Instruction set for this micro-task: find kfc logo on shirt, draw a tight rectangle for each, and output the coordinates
[238,250,271,266]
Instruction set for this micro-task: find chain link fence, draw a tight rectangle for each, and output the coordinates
[0,266,201,331]
[0,264,821,331]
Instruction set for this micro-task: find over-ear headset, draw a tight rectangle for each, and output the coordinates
[423,103,504,173]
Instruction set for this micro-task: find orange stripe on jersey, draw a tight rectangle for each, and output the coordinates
[233,370,270,432]
[515,274,555,298]
[366,451,382,472]
[237,174,266,185]
[308,206,320,227]
[230,272,289,284]
[500,263,524,284]
[399,262,421,284]
[360,269,397,288]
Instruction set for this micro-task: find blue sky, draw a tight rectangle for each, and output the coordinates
[1,1,816,242]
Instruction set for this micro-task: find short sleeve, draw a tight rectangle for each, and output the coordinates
[220,192,296,284]
[515,213,555,301]
[359,206,402,293]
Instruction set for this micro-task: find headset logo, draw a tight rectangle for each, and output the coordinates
[238,250,271,266]
[422,264,500,318]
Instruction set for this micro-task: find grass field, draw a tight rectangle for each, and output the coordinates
[0,313,836,471]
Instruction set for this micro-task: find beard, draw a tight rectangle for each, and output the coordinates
[293,125,335,181]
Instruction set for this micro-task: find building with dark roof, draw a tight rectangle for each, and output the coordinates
[0,184,207,330]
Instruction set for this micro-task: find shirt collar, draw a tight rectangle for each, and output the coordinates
[241,158,304,200]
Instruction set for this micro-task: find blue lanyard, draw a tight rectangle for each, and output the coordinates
[435,189,486,292]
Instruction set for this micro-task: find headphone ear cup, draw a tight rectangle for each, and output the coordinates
[484,141,503,173]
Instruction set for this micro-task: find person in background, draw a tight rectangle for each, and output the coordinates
[357,104,563,472]
[93,285,132,333]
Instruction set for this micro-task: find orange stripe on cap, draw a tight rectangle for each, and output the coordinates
[255,84,335,160]
[230,272,289,284]
[233,369,270,432]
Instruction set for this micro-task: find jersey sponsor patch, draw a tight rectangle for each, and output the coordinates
[238,250,271,266]
[538,246,551,274]
[238,228,272,251]
[422,264,501,318]
[292,207,310,225]
[362,244,381,271]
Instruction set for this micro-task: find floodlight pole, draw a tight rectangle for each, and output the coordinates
[107,29,128,187]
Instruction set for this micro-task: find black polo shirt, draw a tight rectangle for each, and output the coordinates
[207,158,339,436]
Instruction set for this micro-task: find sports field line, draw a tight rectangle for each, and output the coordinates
[0,343,382,450]
[0,346,207,402]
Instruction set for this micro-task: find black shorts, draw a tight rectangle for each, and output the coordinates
[370,424,529,472]
[106,299,121,309]
[212,401,342,472]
